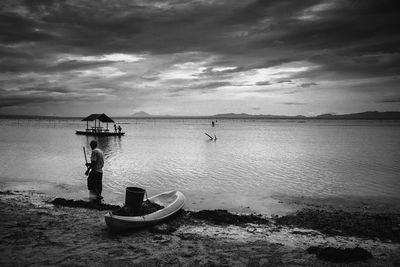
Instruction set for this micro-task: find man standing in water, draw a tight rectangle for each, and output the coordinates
[86,140,104,201]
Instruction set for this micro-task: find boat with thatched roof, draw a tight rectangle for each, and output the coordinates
[75,113,125,136]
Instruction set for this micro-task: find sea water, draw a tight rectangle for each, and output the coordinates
[0,118,399,215]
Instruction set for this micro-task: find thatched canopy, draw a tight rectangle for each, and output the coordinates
[81,113,114,123]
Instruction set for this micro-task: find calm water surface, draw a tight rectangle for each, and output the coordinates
[1,119,399,214]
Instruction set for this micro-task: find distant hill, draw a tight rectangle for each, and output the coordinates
[211,111,400,120]
[131,111,152,117]
[315,111,400,120]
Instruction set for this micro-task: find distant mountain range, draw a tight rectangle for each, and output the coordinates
[314,111,400,120]
[211,111,400,119]
[1,111,400,120]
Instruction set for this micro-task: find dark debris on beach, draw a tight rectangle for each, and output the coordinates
[51,198,165,216]
[112,201,164,216]
[50,198,121,211]
[307,246,373,262]
[188,209,271,225]
[276,208,400,243]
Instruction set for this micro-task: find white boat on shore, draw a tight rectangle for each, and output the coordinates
[104,191,185,231]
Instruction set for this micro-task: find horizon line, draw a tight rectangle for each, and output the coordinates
[1,110,400,120]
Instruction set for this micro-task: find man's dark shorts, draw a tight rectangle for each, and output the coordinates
[87,171,103,196]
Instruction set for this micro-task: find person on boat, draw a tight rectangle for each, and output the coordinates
[118,125,122,133]
[86,140,104,201]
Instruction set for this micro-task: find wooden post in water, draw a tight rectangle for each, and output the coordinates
[204,133,213,140]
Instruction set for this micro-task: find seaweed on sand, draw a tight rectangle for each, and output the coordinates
[188,209,270,225]
[50,198,164,215]
[112,200,164,216]
[307,246,372,262]
[51,198,120,211]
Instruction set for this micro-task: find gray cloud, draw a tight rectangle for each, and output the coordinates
[277,79,293,84]
[46,60,113,72]
[0,90,103,108]
[299,82,318,88]
[377,97,400,103]
[0,0,399,114]
[256,81,271,86]
[2,0,399,76]
[282,102,306,105]
[195,82,232,90]
[168,81,232,94]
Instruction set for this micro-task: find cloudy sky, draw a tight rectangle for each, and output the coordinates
[0,0,399,116]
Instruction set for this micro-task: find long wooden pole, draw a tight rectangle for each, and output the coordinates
[204,133,213,140]
[83,146,88,164]
[83,146,89,176]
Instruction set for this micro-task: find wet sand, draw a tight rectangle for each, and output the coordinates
[1,190,400,266]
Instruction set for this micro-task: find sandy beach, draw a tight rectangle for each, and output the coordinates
[1,190,399,266]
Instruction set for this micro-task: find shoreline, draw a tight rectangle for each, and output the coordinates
[1,190,399,266]
[2,179,400,217]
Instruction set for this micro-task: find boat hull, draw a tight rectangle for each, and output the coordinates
[76,131,125,136]
[104,191,185,231]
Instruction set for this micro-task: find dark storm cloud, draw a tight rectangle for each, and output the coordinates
[0,11,53,43]
[223,0,321,25]
[2,0,399,73]
[11,1,233,55]
[244,0,400,80]
[46,60,112,72]
[248,0,400,51]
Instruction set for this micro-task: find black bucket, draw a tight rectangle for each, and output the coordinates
[125,187,145,212]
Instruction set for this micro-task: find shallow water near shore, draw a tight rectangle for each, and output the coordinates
[1,118,400,215]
